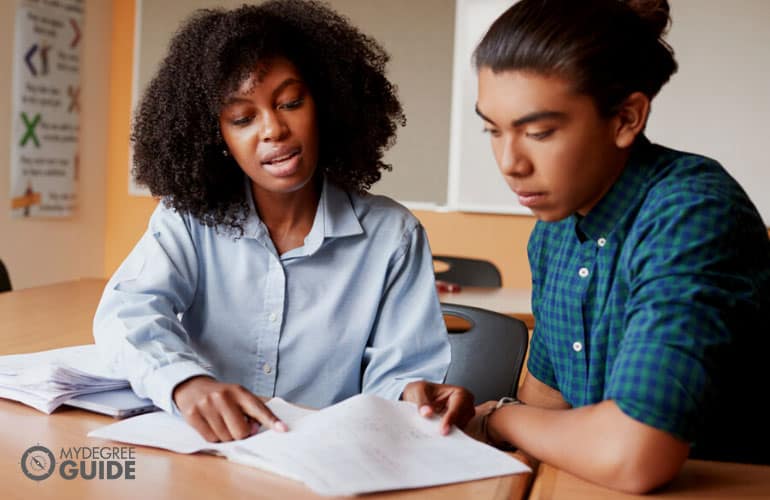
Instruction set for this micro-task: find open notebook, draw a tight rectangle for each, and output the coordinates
[89,394,530,496]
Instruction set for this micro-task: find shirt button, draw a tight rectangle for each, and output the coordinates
[262,363,272,374]
[597,237,607,247]
[268,312,277,322]
[578,267,589,278]
[572,341,583,352]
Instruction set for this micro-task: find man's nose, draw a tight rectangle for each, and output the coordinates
[499,137,532,177]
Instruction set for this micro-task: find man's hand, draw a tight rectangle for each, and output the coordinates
[463,400,498,443]
[401,381,474,435]
[173,376,287,442]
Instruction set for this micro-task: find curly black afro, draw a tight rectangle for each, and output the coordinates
[131,0,406,233]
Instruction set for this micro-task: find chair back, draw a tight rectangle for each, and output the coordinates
[0,259,11,293]
[442,303,528,402]
[434,255,502,287]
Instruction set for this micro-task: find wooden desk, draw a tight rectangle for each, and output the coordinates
[439,286,534,329]
[0,279,532,499]
[530,461,770,499]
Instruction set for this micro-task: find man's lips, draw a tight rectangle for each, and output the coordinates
[514,190,546,207]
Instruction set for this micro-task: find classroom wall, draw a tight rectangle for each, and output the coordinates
[0,0,111,290]
[103,0,769,288]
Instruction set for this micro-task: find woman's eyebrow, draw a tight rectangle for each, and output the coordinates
[222,78,304,106]
[271,78,303,100]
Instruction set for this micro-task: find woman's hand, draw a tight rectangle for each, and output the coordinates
[173,376,287,442]
[401,381,475,435]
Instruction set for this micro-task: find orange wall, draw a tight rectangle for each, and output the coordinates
[414,211,535,288]
[104,0,158,277]
[103,0,536,287]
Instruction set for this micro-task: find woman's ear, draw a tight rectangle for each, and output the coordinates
[613,92,650,148]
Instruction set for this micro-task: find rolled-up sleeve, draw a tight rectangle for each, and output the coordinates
[93,204,214,413]
[361,223,450,400]
[606,191,756,441]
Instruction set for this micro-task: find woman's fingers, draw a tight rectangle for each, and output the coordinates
[237,387,288,432]
[175,377,283,441]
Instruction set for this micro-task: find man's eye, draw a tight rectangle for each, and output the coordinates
[526,129,554,140]
[278,98,304,110]
[482,128,501,138]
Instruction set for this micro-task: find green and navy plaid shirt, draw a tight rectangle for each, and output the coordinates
[527,136,770,463]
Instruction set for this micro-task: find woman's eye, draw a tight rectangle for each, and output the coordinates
[526,129,554,140]
[278,98,304,110]
[482,128,501,138]
[231,116,253,126]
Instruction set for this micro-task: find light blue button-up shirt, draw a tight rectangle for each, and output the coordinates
[93,179,450,413]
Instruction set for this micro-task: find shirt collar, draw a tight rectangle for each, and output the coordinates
[301,177,364,255]
[241,176,364,255]
[575,135,655,242]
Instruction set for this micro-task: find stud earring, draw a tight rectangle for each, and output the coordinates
[222,149,229,157]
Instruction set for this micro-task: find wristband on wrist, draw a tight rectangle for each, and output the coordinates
[481,396,522,450]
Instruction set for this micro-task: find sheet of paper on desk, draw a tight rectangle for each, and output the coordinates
[90,394,529,496]
[88,397,315,455]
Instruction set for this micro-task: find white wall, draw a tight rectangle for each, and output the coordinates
[647,0,770,225]
[0,0,111,290]
[449,0,770,219]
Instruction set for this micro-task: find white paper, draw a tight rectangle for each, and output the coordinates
[0,345,129,413]
[87,397,315,455]
[89,394,529,496]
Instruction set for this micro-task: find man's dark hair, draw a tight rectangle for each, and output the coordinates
[474,0,678,116]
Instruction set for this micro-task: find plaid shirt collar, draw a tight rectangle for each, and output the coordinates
[575,135,656,243]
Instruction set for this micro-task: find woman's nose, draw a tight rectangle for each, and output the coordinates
[260,110,287,142]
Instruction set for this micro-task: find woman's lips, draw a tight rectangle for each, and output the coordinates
[261,149,300,177]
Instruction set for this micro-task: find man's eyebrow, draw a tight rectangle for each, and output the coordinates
[474,104,566,127]
[512,110,566,127]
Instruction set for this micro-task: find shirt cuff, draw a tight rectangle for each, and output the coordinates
[137,361,215,414]
[387,377,426,401]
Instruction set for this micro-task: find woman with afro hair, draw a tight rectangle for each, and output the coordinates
[94,0,473,443]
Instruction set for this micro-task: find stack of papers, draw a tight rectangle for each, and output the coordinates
[0,345,129,413]
[89,394,530,496]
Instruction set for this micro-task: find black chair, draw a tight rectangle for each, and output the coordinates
[433,255,502,287]
[0,259,11,293]
[442,303,528,402]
